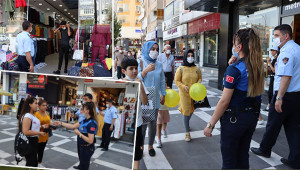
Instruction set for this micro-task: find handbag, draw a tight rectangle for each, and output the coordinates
[72,49,83,60]
[141,87,157,123]
[180,66,210,109]
[14,117,32,164]
[194,96,211,109]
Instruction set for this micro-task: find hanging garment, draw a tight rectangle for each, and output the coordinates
[5,0,15,12]
[90,25,111,62]
[44,14,49,25]
[15,0,27,8]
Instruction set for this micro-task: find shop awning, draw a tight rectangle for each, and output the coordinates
[0,89,12,96]
[121,27,143,39]
[184,0,280,15]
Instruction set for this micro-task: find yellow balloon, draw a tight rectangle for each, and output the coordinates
[106,58,112,70]
[165,89,180,108]
[189,83,207,101]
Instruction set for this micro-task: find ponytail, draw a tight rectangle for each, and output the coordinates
[233,28,264,97]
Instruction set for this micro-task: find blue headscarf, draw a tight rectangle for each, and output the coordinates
[142,41,159,63]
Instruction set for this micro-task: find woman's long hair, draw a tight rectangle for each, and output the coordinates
[16,98,25,119]
[84,102,99,126]
[233,28,265,97]
[18,97,37,130]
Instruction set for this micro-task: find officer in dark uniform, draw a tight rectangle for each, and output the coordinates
[55,102,98,170]
[204,28,265,169]
[251,24,300,169]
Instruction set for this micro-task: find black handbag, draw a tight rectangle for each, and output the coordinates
[194,96,211,109]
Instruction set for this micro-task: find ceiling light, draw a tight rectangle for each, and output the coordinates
[47,8,50,10]
[71,15,73,17]
[59,5,63,7]
[68,13,70,14]
[64,9,67,11]
[53,0,56,1]
[39,3,42,5]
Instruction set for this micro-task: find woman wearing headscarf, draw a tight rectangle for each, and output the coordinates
[138,41,166,157]
[175,49,202,142]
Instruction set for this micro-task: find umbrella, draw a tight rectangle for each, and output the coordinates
[0,89,13,96]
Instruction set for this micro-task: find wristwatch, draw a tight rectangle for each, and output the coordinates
[276,96,283,101]
[206,122,214,130]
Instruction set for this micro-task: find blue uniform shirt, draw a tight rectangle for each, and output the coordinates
[104,106,118,124]
[76,107,99,123]
[78,118,98,145]
[16,31,35,56]
[274,40,300,92]
[223,59,261,107]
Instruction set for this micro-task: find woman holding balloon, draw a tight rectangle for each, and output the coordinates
[175,49,202,142]
[204,28,264,169]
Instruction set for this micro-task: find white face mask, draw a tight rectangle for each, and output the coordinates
[149,51,159,59]
[273,37,281,47]
[106,104,109,108]
[119,50,123,53]
[30,28,33,32]
[166,50,171,54]
[62,27,66,30]
[187,57,194,64]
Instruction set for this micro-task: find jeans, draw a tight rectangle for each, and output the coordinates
[37,141,47,163]
[142,109,159,146]
[58,45,69,70]
[183,114,193,132]
[25,137,38,167]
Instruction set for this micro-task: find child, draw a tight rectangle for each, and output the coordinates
[121,57,148,170]
[156,77,170,148]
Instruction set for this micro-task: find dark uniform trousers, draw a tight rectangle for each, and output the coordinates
[221,109,259,169]
[101,123,114,149]
[16,55,30,72]
[25,137,39,167]
[79,144,95,170]
[260,92,300,168]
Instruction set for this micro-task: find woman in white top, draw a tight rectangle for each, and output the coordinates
[18,97,48,167]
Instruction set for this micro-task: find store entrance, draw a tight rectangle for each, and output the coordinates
[282,14,300,45]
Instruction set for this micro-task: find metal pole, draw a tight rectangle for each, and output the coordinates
[112,0,115,76]
[27,0,29,20]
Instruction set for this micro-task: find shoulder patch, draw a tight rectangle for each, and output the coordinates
[225,75,234,83]
[90,127,96,131]
[282,57,289,65]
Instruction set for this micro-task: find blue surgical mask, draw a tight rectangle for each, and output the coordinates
[232,46,240,58]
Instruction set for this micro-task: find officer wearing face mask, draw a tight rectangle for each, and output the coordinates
[157,44,175,88]
[16,21,35,72]
[53,21,73,75]
[251,24,300,169]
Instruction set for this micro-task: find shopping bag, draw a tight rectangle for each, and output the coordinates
[194,96,211,109]
[72,50,83,60]
[141,87,157,123]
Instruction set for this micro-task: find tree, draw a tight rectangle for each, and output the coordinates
[107,6,122,46]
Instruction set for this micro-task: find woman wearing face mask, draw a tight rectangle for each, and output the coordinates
[54,102,98,170]
[138,41,166,157]
[175,49,202,142]
[35,100,51,164]
[18,97,47,167]
[204,28,264,169]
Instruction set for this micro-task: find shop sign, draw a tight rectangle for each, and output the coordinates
[164,2,174,21]
[282,1,300,15]
[84,79,93,83]
[188,13,220,35]
[163,15,180,31]
[27,75,47,89]
[163,24,187,41]
[146,31,156,41]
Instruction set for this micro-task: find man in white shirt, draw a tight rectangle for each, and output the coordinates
[157,44,175,88]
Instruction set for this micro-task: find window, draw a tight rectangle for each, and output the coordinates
[118,8,124,13]
[136,19,139,26]
[137,0,141,3]
[204,31,218,66]
[136,6,141,14]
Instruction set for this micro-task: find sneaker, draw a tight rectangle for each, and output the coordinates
[258,120,264,125]
[185,132,191,142]
[53,70,60,74]
[162,130,167,138]
[157,140,162,148]
[64,69,68,73]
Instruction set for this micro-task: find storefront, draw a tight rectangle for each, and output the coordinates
[187,13,220,67]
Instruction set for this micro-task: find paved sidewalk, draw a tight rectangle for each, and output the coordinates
[139,70,291,169]
[0,115,133,170]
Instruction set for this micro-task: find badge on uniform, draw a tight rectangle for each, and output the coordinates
[282,57,289,65]
[90,127,95,131]
[225,75,234,83]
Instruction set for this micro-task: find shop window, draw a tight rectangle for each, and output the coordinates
[204,31,218,66]
[136,6,141,14]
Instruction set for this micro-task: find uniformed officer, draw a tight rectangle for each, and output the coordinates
[204,28,265,169]
[16,21,35,72]
[251,24,300,169]
[99,99,117,151]
[54,102,98,170]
